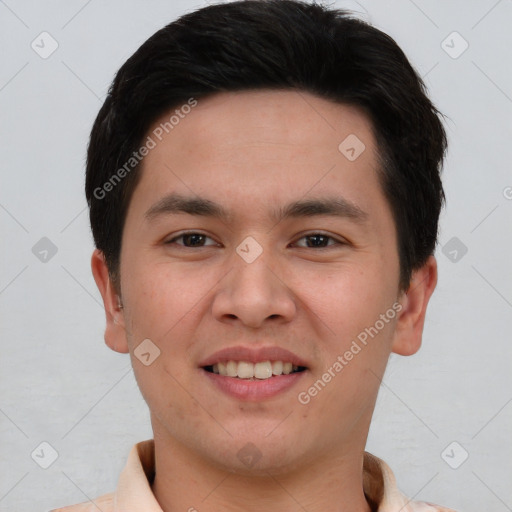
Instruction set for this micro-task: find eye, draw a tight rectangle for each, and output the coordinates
[165,232,218,248]
[293,233,345,249]
[164,231,346,249]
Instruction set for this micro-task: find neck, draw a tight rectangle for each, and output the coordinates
[151,432,372,512]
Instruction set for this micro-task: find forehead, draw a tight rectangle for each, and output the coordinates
[168,89,375,158]
[126,89,389,230]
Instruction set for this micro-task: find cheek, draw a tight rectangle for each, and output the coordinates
[307,264,398,385]
[121,258,203,338]
[314,263,393,329]
[128,334,204,426]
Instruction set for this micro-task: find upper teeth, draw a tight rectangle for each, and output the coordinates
[211,361,299,379]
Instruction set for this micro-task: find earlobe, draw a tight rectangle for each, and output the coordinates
[391,256,438,356]
[90,249,129,354]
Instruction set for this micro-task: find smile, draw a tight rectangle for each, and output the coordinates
[203,360,306,380]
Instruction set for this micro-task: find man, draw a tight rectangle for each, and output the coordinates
[53,1,456,510]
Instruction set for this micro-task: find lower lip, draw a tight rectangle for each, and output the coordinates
[201,368,306,401]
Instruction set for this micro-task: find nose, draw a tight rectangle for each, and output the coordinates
[211,247,297,329]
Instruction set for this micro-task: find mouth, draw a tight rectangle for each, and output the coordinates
[199,345,309,400]
[202,360,307,380]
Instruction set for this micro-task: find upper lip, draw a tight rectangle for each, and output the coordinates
[199,345,309,368]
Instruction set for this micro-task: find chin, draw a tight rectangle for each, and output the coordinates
[205,434,311,476]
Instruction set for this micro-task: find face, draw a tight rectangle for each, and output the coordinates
[93,90,437,474]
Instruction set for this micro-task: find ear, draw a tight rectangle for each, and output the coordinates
[90,249,129,354]
[391,255,438,356]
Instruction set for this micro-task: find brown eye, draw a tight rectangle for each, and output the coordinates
[294,233,344,248]
[165,232,217,247]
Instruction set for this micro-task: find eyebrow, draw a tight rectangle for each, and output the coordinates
[144,192,368,224]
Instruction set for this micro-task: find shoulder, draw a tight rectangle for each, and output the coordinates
[49,491,114,512]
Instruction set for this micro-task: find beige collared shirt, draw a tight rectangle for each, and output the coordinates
[50,439,456,512]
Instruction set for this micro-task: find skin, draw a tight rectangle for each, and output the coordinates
[92,90,437,512]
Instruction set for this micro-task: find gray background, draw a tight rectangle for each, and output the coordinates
[1,0,511,510]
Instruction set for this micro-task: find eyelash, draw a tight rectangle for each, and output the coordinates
[164,231,346,249]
